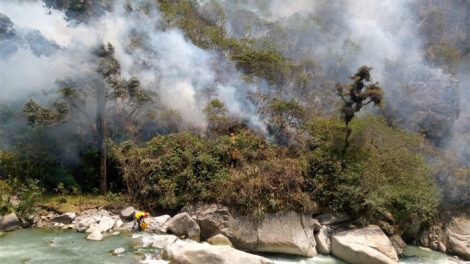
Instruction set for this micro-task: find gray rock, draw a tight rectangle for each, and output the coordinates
[331,225,399,264]
[96,209,111,217]
[186,204,317,257]
[120,207,135,220]
[312,219,322,232]
[0,213,21,232]
[87,230,104,241]
[447,216,470,260]
[390,235,407,256]
[315,226,331,254]
[185,204,257,250]
[418,224,447,253]
[255,211,317,257]
[402,214,421,243]
[97,216,115,233]
[207,234,233,247]
[378,221,396,236]
[114,221,133,232]
[114,219,123,229]
[51,213,76,225]
[167,213,201,242]
[112,247,126,255]
[164,240,274,264]
[316,213,351,226]
[148,215,171,233]
[151,234,179,249]
[86,224,98,233]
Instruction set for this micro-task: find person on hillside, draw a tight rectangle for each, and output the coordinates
[133,211,150,231]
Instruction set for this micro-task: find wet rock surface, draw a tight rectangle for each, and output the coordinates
[0,213,21,232]
[331,225,399,264]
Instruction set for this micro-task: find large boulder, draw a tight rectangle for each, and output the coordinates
[315,226,331,254]
[389,235,407,256]
[148,214,171,233]
[164,240,274,264]
[446,216,470,260]
[120,207,135,220]
[97,216,115,233]
[255,211,316,257]
[167,213,201,242]
[0,213,21,232]
[331,225,399,264]
[185,204,257,250]
[51,213,76,224]
[207,234,233,247]
[185,204,317,257]
[418,223,447,253]
[76,217,94,232]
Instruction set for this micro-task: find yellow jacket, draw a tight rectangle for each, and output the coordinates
[135,211,146,220]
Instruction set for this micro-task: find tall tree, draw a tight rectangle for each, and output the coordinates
[23,43,152,193]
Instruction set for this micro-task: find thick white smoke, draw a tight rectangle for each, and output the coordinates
[0,0,264,130]
[197,0,461,149]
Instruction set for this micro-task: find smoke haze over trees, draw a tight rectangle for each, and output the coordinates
[1,0,470,218]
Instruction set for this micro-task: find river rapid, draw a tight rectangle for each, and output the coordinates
[0,229,461,264]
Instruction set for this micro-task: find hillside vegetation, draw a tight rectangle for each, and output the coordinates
[1,0,469,229]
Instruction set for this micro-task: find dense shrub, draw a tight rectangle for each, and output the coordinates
[112,132,228,211]
[112,130,317,215]
[114,116,440,222]
[307,116,440,225]
[0,177,42,217]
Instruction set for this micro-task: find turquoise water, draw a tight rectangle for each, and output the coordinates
[0,229,461,264]
[401,246,460,264]
[0,229,139,264]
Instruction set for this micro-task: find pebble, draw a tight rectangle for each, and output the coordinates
[112,247,126,255]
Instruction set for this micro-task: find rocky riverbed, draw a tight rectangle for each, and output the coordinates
[1,203,470,264]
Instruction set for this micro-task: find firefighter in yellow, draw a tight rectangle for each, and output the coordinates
[133,211,149,231]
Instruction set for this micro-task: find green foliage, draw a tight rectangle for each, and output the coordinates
[306,116,440,225]
[0,178,42,218]
[112,130,316,215]
[0,180,13,215]
[112,132,228,211]
[14,178,42,217]
[157,0,292,84]
[260,98,306,145]
[204,99,231,137]
[23,99,69,127]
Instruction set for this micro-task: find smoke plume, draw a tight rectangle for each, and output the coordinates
[0,0,264,132]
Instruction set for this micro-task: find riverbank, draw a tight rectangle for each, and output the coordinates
[0,228,461,264]
[1,201,469,264]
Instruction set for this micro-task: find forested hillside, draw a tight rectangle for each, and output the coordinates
[1,0,469,230]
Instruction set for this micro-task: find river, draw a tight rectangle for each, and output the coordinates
[0,229,461,264]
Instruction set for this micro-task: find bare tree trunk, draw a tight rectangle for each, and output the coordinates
[97,86,107,194]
